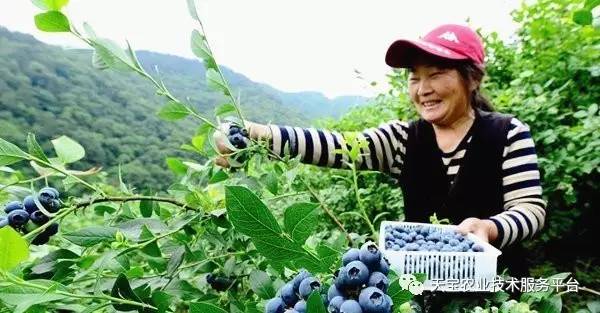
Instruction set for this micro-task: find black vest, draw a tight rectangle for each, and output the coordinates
[400,109,528,278]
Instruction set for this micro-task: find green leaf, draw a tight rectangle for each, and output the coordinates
[26,133,50,164]
[94,205,116,215]
[90,37,135,70]
[588,301,600,313]
[34,11,70,32]
[189,302,228,313]
[111,273,143,312]
[166,157,188,175]
[0,138,29,167]
[0,227,29,270]
[32,0,69,10]
[63,226,118,247]
[152,291,173,313]
[306,291,326,313]
[206,68,229,95]
[51,135,85,164]
[140,198,153,218]
[158,101,190,121]
[248,270,275,300]
[186,0,200,21]
[166,246,185,276]
[538,295,562,313]
[214,103,236,116]
[225,186,306,260]
[261,172,279,195]
[139,225,161,257]
[208,169,229,184]
[0,284,67,313]
[316,244,339,271]
[283,202,319,243]
[573,10,593,25]
[190,30,217,70]
[585,0,600,9]
[387,279,414,306]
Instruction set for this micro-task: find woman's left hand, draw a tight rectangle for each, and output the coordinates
[456,217,498,243]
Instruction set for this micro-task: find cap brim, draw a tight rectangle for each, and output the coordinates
[385,39,469,68]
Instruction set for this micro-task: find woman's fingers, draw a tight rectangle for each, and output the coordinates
[457,217,490,242]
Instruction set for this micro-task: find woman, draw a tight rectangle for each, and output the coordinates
[215,24,546,280]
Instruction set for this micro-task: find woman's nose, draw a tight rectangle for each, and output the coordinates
[417,79,434,96]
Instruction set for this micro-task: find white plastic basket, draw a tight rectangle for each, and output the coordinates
[379,221,502,292]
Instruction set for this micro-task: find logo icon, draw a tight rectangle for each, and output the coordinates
[438,31,460,44]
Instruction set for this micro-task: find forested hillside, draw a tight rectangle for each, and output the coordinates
[0,27,366,189]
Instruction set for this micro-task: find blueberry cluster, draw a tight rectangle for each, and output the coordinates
[265,269,322,313]
[383,225,484,252]
[0,187,61,245]
[328,242,393,313]
[228,124,249,149]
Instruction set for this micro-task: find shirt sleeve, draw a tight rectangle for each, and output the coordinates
[488,118,547,249]
[267,120,409,176]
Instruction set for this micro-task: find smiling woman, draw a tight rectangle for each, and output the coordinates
[215,24,546,282]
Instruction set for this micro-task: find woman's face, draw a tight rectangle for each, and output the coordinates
[408,61,472,126]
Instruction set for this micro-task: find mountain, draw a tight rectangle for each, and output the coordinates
[0,27,369,189]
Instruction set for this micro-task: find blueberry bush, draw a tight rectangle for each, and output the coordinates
[0,0,598,312]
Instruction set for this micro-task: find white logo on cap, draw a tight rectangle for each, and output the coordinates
[438,31,460,44]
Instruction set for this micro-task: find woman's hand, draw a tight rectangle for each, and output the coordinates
[213,120,271,168]
[456,217,498,243]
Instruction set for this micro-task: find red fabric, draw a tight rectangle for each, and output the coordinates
[385,24,485,68]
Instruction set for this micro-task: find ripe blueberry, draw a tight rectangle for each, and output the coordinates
[7,209,29,227]
[368,272,389,292]
[328,296,344,313]
[39,187,59,199]
[359,242,381,270]
[358,287,389,313]
[31,223,59,246]
[298,277,321,299]
[342,261,370,287]
[327,284,343,301]
[294,300,306,313]
[339,300,362,313]
[4,201,23,214]
[342,248,360,266]
[228,133,247,149]
[280,283,298,306]
[472,244,484,252]
[292,269,311,291]
[378,257,390,275]
[23,195,38,214]
[30,210,49,225]
[265,297,285,313]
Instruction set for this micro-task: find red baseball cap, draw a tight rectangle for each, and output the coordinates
[385,24,485,68]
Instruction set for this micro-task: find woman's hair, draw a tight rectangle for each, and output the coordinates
[408,54,495,112]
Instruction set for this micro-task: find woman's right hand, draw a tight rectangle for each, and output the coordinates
[213,120,271,168]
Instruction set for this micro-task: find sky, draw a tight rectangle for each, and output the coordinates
[0,0,523,98]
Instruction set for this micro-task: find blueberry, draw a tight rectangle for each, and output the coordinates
[292,269,311,291]
[339,300,362,313]
[342,261,370,287]
[23,195,38,214]
[294,300,306,313]
[342,248,360,265]
[327,284,343,301]
[391,245,400,251]
[394,239,406,247]
[31,223,59,246]
[265,297,285,313]
[358,287,390,313]
[30,210,49,225]
[328,296,344,313]
[39,187,59,199]
[280,283,298,306]
[385,241,393,249]
[4,201,23,214]
[435,242,444,249]
[392,230,401,238]
[472,244,484,252]
[449,239,459,246]
[368,272,389,292]
[7,209,29,228]
[298,277,321,299]
[378,257,390,275]
[408,231,417,238]
[228,125,241,136]
[228,133,247,149]
[41,198,61,213]
[405,243,419,251]
[359,242,381,270]
[385,294,394,311]
[415,234,424,241]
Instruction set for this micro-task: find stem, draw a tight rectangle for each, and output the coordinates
[265,191,309,201]
[32,157,102,195]
[297,177,352,244]
[349,163,377,236]
[6,273,155,310]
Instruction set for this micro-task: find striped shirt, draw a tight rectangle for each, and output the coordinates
[268,118,546,249]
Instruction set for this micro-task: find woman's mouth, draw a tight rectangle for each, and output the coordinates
[421,100,442,109]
